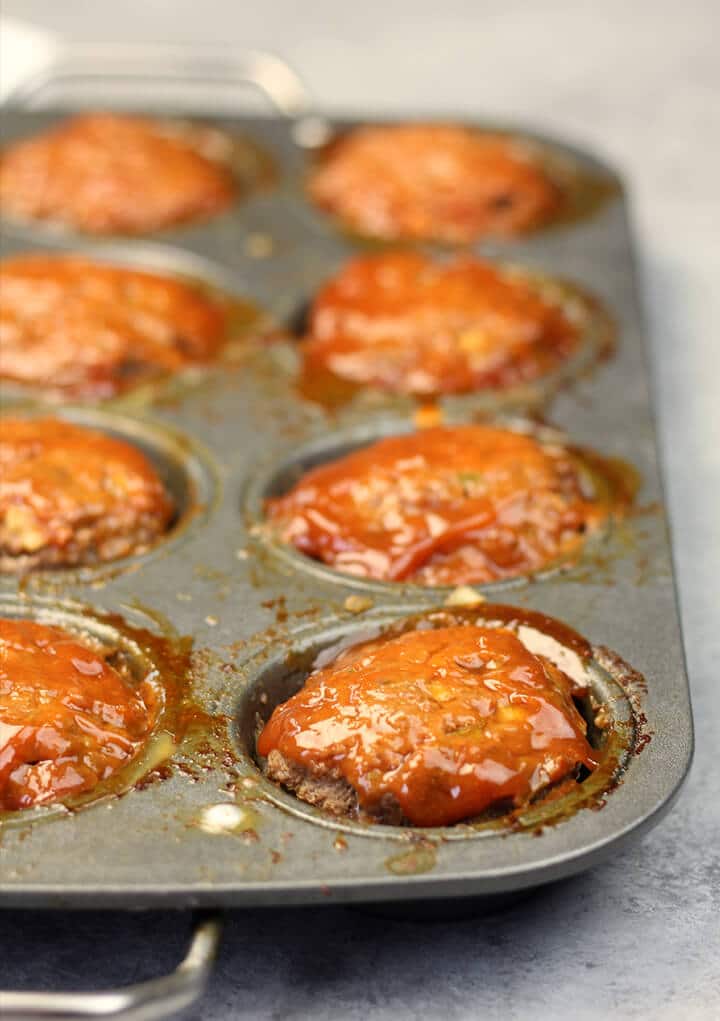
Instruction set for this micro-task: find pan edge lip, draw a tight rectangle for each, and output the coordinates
[0,780,690,911]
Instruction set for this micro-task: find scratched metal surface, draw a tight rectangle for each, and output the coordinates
[0,109,693,908]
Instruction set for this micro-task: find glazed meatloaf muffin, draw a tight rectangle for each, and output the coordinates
[0,418,173,572]
[0,113,240,234]
[265,424,606,586]
[308,124,562,243]
[0,618,159,811]
[300,251,582,398]
[0,254,234,398]
[258,622,598,826]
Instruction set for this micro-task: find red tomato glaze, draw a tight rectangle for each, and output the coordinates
[0,113,236,234]
[258,624,597,826]
[265,425,605,586]
[0,255,232,397]
[309,124,562,243]
[0,618,158,811]
[301,251,580,397]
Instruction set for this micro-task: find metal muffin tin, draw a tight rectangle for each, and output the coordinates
[0,48,693,1018]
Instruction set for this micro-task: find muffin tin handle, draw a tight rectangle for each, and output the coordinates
[0,911,222,1021]
[2,44,332,148]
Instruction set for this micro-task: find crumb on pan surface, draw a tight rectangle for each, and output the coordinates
[0,113,238,234]
[258,623,597,827]
[0,417,173,572]
[0,254,234,397]
[265,424,608,586]
[308,124,562,243]
[0,617,159,811]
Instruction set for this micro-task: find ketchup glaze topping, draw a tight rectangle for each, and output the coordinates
[258,623,597,826]
[0,618,158,811]
[266,425,605,586]
[309,124,562,243]
[301,251,581,398]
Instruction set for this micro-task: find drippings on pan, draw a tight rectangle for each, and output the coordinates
[308,124,562,243]
[0,113,263,234]
[0,254,244,398]
[299,251,584,399]
[265,424,613,586]
[0,618,159,811]
[0,417,173,572]
[258,622,598,827]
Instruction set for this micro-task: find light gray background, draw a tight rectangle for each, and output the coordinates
[0,1,718,1018]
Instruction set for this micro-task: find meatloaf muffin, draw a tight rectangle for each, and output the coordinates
[300,251,582,398]
[0,113,242,234]
[0,254,235,398]
[258,622,597,826]
[308,124,562,243]
[0,618,159,811]
[0,418,173,572]
[265,424,607,586]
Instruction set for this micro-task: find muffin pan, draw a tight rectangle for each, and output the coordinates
[0,94,693,920]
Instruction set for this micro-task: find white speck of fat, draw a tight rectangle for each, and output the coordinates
[444,585,487,607]
[197,802,253,835]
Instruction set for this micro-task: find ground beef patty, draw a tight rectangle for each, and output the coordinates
[0,418,174,572]
[265,424,606,586]
[258,624,597,827]
[308,124,562,243]
[0,113,238,234]
[300,251,581,398]
[0,618,159,811]
[0,255,232,398]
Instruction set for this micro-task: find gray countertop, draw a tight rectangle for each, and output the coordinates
[1,1,718,1018]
